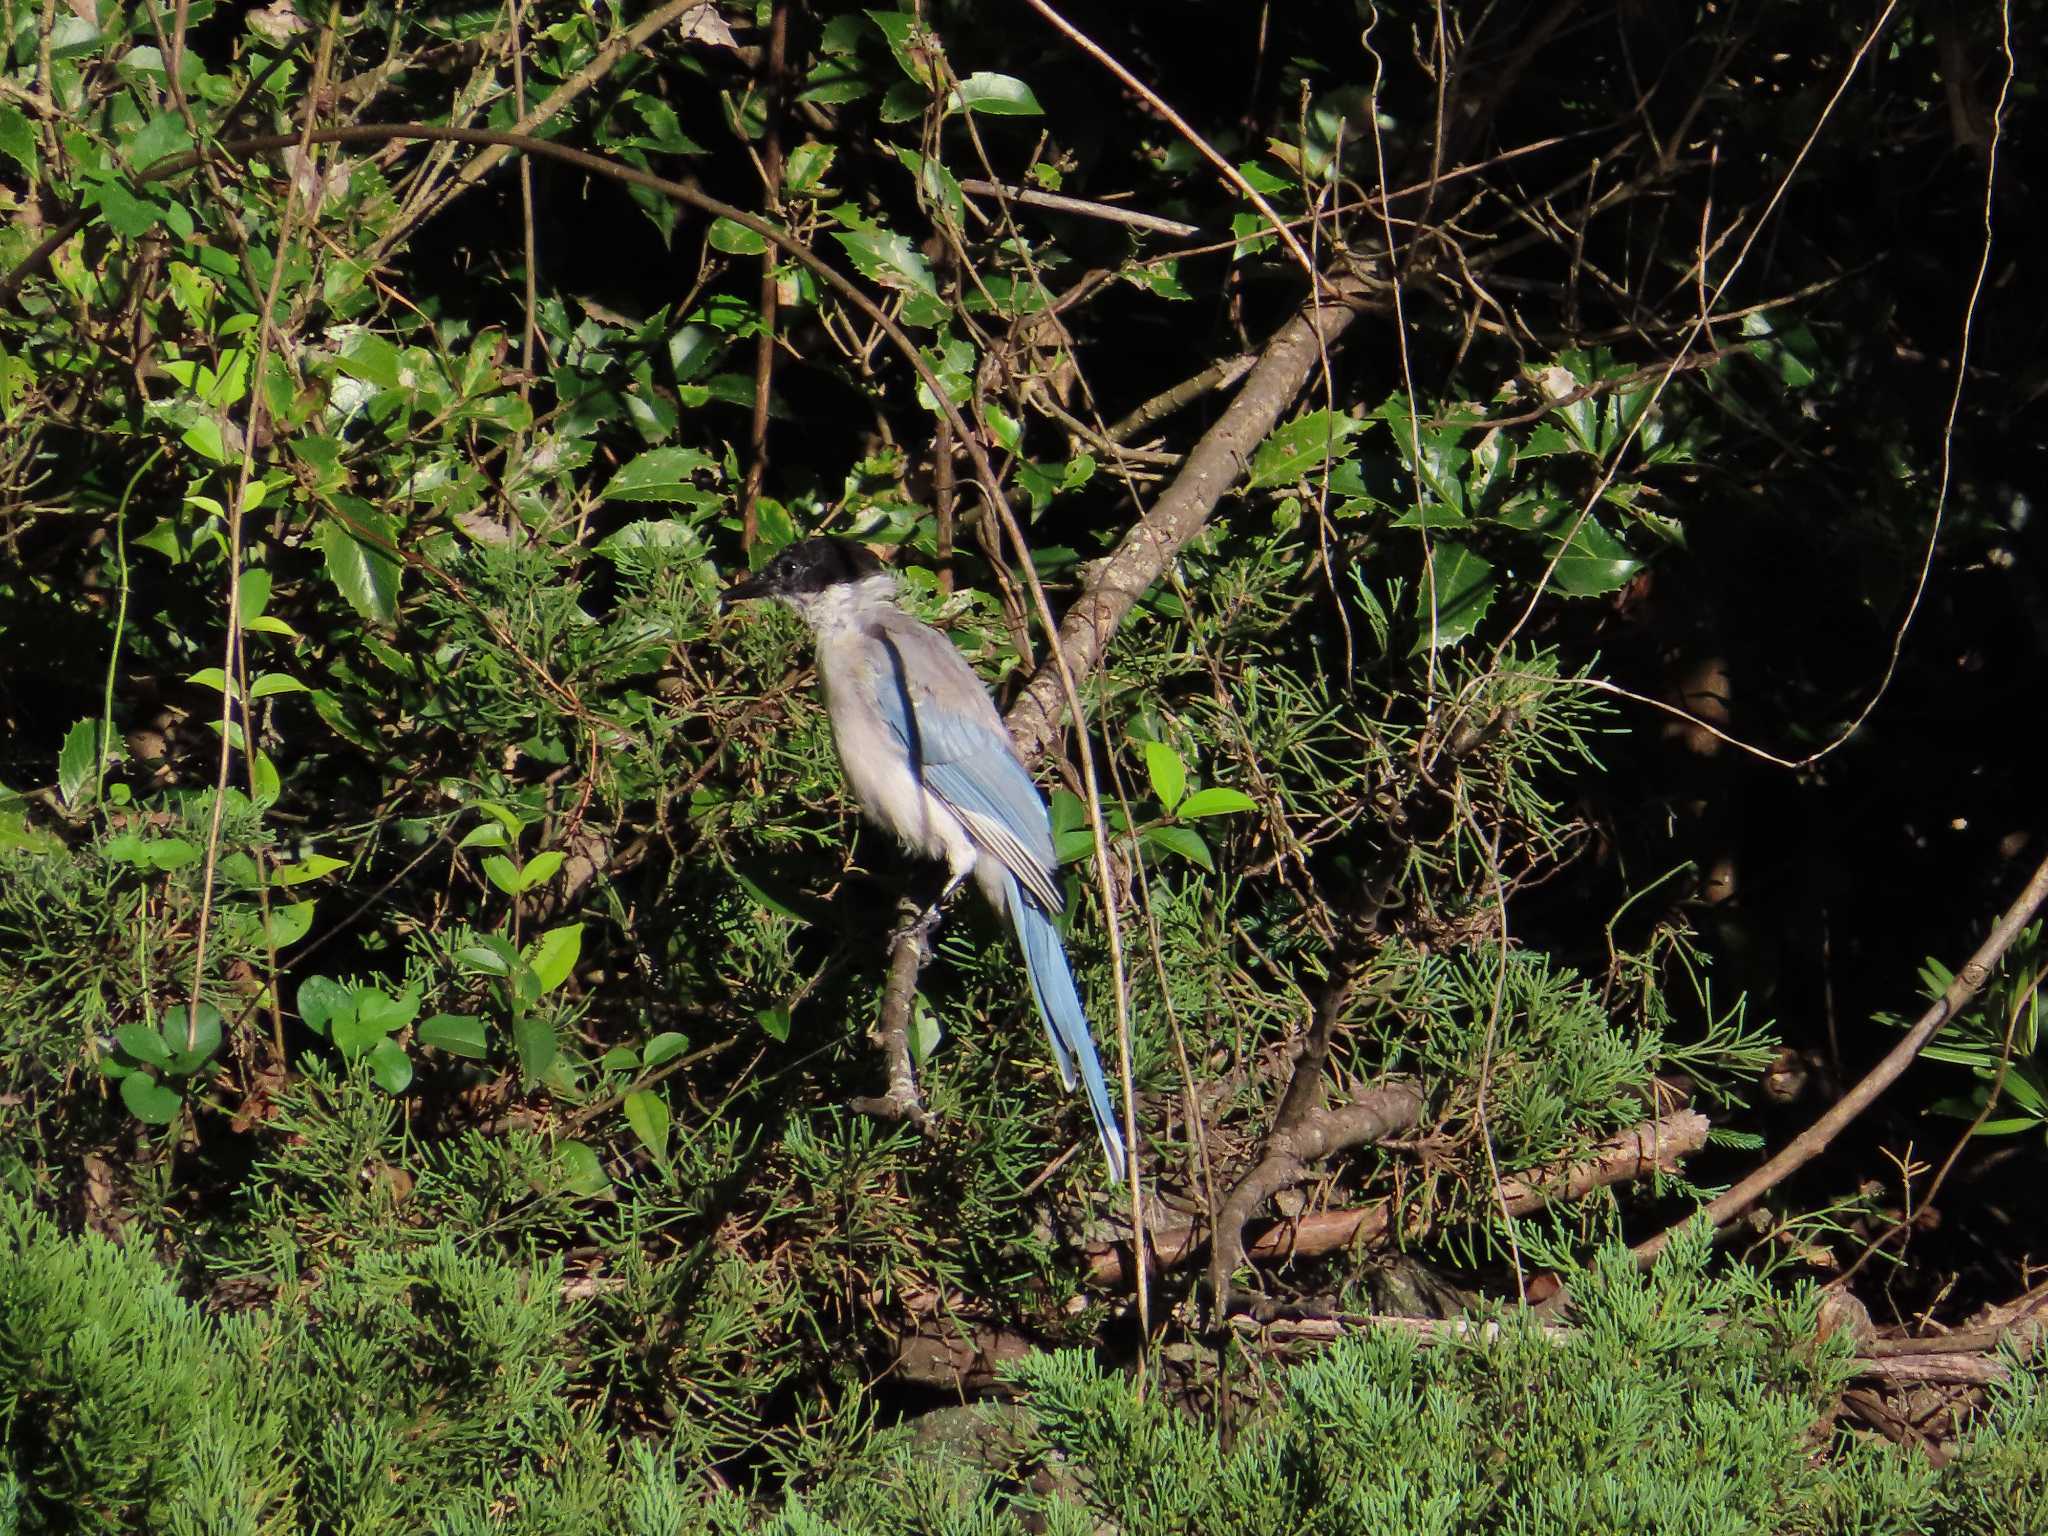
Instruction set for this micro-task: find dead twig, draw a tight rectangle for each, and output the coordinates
[1633,848,2048,1266]
[1094,1107,1710,1289]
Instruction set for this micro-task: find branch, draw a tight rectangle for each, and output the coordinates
[1003,277,1372,761]
[1091,1109,1709,1288]
[1633,848,2048,1265]
[956,178,1202,238]
[848,898,934,1129]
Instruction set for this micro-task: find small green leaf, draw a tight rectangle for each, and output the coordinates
[263,898,315,949]
[249,672,309,699]
[642,1031,690,1068]
[162,1003,222,1075]
[356,988,420,1035]
[187,667,230,692]
[0,106,36,175]
[297,975,353,1037]
[601,447,718,504]
[238,567,273,626]
[555,1139,611,1197]
[831,228,938,297]
[457,823,510,850]
[1413,542,1496,651]
[909,995,943,1065]
[1177,786,1258,819]
[948,72,1043,115]
[58,719,100,807]
[120,1072,184,1126]
[526,923,584,994]
[1248,409,1365,490]
[1141,741,1186,811]
[512,1012,558,1081]
[115,1022,173,1067]
[456,940,516,977]
[757,1007,791,1043]
[1143,824,1214,871]
[271,853,345,885]
[623,1088,672,1165]
[336,333,403,389]
[600,1046,640,1073]
[96,181,161,238]
[317,504,401,626]
[708,216,770,254]
[368,1037,414,1093]
[418,1013,489,1058]
[784,141,836,193]
[482,855,522,895]
[520,850,565,890]
[1546,516,1642,598]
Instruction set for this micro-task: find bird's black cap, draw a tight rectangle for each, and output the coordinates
[721,536,888,608]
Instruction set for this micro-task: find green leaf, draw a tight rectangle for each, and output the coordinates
[95,181,161,238]
[58,718,100,807]
[317,504,401,626]
[512,1012,558,1081]
[418,1013,489,1058]
[120,1072,184,1126]
[642,1031,690,1068]
[263,899,315,949]
[271,853,345,885]
[336,333,403,390]
[115,1022,173,1067]
[526,923,584,994]
[331,1010,389,1058]
[1248,409,1365,489]
[867,9,936,84]
[1546,516,1642,598]
[708,216,770,254]
[601,447,718,504]
[784,141,836,194]
[457,939,517,977]
[909,995,942,1065]
[831,229,938,297]
[356,987,420,1035]
[1178,786,1258,819]
[1143,824,1214,872]
[949,72,1043,116]
[1141,741,1186,811]
[368,1037,414,1093]
[162,1003,222,1075]
[249,672,309,699]
[757,1007,791,1043]
[457,823,510,850]
[296,975,353,1037]
[482,855,522,895]
[1413,542,1496,651]
[555,1139,611,1197]
[520,850,566,889]
[0,106,36,175]
[623,1089,672,1165]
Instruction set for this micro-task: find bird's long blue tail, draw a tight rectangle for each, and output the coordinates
[1002,872,1128,1182]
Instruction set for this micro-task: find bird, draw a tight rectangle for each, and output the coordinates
[722,536,1127,1182]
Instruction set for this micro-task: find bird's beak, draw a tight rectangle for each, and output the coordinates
[720,571,775,609]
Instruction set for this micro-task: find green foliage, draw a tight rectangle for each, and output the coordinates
[8,1205,2044,1534]
[2,0,2037,1524]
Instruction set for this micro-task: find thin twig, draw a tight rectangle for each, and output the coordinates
[955,178,1200,238]
[1632,848,2048,1265]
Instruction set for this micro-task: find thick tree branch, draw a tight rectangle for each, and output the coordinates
[1003,277,1372,759]
[1091,1109,1710,1288]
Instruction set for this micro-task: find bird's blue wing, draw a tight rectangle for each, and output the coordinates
[864,619,1063,913]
